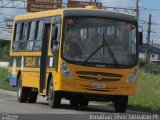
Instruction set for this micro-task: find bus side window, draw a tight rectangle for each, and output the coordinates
[33,20,44,51]
[19,22,30,51]
[51,17,61,52]
[26,21,37,51]
[13,23,22,51]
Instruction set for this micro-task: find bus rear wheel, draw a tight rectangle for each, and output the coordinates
[113,95,128,113]
[48,79,61,108]
[17,75,27,103]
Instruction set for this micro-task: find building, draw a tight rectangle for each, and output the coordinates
[0,27,12,41]
[139,43,160,62]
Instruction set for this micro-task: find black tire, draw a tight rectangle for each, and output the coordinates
[113,95,128,113]
[79,99,89,107]
[48,79,61,108]
[70,99,79,107]
[28,89,38,103]
[17,75,28,103]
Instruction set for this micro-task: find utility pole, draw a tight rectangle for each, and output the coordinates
[145,14,152,72]
[90,0,92,5]
[136,0,139,21]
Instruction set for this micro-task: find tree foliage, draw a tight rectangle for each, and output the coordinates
[0,41,10,62]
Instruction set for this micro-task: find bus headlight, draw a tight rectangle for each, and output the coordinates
[127,69,138,83]
[61,62,72,79]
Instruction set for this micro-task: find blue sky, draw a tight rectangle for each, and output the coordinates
[100,0,160,43]
[0,0,160,43]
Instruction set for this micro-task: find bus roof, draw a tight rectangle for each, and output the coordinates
[64,9,137,22]
[14,9,64,21]
[14,7,137,22]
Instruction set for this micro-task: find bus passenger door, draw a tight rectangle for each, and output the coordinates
[40,23,51,93]
[51,16,61,71]
[39,16,61,93]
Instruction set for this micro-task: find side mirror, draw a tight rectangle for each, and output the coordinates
[51,26,58,51]
[138,32,143,46]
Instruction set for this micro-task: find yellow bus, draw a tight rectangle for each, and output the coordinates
[8,6,142,112]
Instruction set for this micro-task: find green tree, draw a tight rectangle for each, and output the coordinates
[0,41,10,62]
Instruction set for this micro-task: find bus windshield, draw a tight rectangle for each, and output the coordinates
[62,17,137,67]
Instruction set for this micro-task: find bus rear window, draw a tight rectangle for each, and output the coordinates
[13,23,22,51]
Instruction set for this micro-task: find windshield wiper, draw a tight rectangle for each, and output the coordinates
[103,36,119,68]
[81,33,119,68]
[81,44,103,65]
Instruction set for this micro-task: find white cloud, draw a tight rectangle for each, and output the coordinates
[64,0,136,8]
[100,0,136,8]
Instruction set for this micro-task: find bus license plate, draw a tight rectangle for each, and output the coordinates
[92,83,106,89]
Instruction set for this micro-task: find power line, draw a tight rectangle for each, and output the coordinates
[0,13,14,17]
[140,7,160,11]
[0,0,26,9]
[152,23,160,26]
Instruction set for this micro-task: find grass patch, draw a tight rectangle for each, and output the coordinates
[0,80,17,91]
[0,67,160,113]
[0,67,8,81]
[128,70,160,113]
[89,70,160,113]
[0,67,17,91]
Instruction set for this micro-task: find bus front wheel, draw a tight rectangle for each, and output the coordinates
[113,95,128,113]
[79,99,89,107]
[48,79,61,108]
[70,99,79,107]
[28,89,38,103]
[17,75,27,103]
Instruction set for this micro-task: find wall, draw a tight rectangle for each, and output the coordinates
[0,62,9,68]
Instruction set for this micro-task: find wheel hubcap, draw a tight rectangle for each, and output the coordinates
[18,86,22,97]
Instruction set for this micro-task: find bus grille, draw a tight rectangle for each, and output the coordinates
[76,71,122,81]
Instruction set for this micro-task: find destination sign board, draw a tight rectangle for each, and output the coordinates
[68,0,102,9]
[27,0,62,12]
